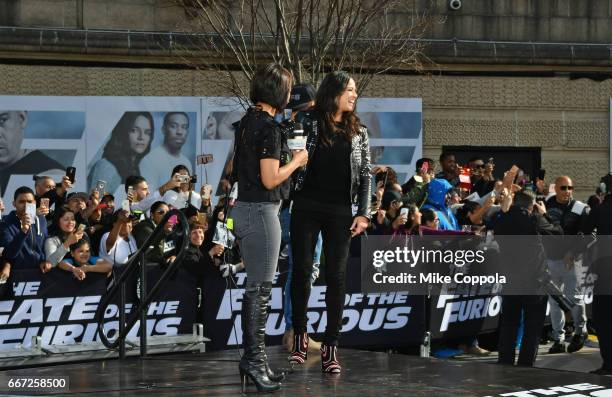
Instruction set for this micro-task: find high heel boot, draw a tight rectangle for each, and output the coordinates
[288,332,308,364]
[239,282,281,393]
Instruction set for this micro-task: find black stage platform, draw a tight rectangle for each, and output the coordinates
[1,346,612,396]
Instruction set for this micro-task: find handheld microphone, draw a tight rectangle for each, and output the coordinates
[229,183,238,207]
[288,123,306,151]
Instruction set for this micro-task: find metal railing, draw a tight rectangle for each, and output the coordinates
[1,25,612,65]
[94,209,190,359]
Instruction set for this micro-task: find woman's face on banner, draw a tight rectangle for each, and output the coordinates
[128,115,152,155]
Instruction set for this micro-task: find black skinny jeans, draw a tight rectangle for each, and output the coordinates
[290,207,353,346]
[497,295,547,367]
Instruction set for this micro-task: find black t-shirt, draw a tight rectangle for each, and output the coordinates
[294,130,352,214]
[234,108,290,203]
[0,150,64,195]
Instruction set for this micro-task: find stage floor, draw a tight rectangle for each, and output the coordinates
[1,346,611,396]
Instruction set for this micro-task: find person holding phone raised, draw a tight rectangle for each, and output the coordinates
[44,207,88,268]
[0,186,50,273]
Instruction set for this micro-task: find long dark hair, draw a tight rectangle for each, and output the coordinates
[403,204,420,232]
[50,207,76,242]
[315,71,361,146]
[102,112,154,180]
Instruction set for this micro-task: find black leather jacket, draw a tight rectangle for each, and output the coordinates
[294,114,372,219]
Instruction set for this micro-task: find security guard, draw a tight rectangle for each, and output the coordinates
[584,173,612,375]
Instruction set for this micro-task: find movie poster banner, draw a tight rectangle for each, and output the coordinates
[202,259,426,350]
[0,96,201,209]
[0,96,421,210]
[0,264,424,350]
[0,268,196,349]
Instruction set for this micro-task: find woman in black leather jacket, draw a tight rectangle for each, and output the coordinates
[289,71,371,373]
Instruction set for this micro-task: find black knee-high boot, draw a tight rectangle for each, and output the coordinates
[239,282,281,393]
[258,283,284,381]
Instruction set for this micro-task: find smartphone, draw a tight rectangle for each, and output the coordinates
[95,180,107,195]
[283,109,292,121]
[77,224,86,233]
[122,199,131,212]
[197,154,214,165]
[168,214,178,226]
[201,184,213,200]
[25,202,37,221]
[400,207,409,217]
[127,186,134,199]
[375,170,389,188]
[40,197,50,209]
[66,167,76,184]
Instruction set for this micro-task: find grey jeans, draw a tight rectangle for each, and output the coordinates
[232,201,282,285]
[547,258,588,341]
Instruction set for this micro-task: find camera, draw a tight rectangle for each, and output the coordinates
[197,154,214,165]
[449,0,461,10]
[177,175,197,184]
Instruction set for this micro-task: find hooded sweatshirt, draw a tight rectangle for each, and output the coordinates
[0,210,47,269]
[421,179,459,231]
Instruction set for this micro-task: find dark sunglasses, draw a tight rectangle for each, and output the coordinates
[155,210,168,215]
[559,186,574,191]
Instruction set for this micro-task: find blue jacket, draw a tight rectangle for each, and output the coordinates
[421,179,459,231]
[0,211,47,269]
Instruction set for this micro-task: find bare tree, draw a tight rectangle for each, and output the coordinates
[172,0,437,102]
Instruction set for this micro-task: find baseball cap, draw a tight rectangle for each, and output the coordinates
[601,173,612,193]
[286,84,316,111]
[67,192,88,202]
[381,190,402,210]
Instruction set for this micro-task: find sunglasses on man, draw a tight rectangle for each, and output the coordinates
[559,185,574,191]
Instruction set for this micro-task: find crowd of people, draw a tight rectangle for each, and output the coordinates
[0,166,229,288]
[1,62,612,393]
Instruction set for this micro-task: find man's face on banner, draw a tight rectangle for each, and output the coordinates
[163,113,189,152]
[0,111,27,168]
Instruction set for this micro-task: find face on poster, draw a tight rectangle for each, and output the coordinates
[0,95,421,211]
[0,96,201,211]
[85,100,199,199]
[0,97,87,208]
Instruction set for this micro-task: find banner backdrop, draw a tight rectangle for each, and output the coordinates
[202,259,426,350]
[0,262,424,350]
[0,96,423,208]
[0,268,197,349]
[0,95,424,350]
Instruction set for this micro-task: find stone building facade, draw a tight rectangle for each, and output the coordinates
[0,0,611,198]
